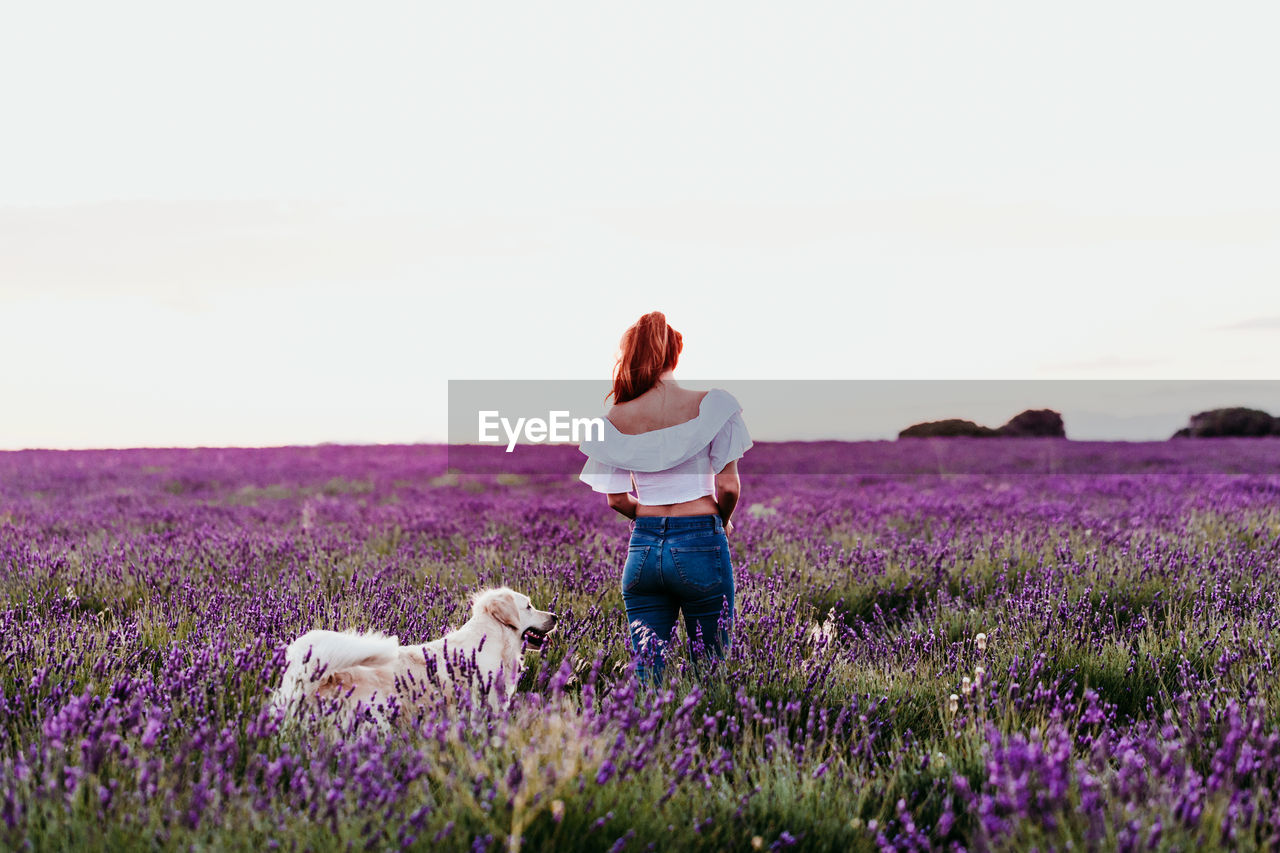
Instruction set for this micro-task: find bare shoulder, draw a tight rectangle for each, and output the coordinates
[604,399,635,431]
[609,386,711,433]
[677,387,710,413]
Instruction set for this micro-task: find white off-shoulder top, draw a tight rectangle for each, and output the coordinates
[578,388,752,505]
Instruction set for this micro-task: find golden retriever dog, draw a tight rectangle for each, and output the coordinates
[272,587,557,723]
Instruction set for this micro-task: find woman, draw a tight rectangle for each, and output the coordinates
[579,311,752,683]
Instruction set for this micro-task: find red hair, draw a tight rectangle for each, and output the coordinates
[609,311,683,403]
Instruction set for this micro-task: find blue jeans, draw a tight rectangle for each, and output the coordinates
[621,514,735,684]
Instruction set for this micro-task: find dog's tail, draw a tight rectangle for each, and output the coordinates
[271,630,400,717]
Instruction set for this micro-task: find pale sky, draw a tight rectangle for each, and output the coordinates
[2,2,1278,449]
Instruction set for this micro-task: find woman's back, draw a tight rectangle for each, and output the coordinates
[607,385,709,435]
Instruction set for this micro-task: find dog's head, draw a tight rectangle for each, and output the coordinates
[472,587,558,650]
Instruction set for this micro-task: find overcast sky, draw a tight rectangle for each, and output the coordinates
[2,2,1278,448]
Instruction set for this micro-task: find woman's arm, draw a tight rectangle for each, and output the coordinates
[715,460,741,531]
[607,492,638,519]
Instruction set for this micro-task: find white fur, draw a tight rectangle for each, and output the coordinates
[271,587,557,723]
[272,630,399,713]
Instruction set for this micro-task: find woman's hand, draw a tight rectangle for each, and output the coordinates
[723,520,734,538]
[607,492,638,519]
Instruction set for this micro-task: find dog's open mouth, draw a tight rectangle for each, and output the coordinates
[521,627,550,650]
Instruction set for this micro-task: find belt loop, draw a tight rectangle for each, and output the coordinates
[661,517,668,533]
[714,515,722,533]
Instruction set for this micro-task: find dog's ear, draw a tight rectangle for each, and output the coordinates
[483,590,520,630]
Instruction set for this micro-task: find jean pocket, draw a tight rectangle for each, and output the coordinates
[623,545,650,592]
[670,544,727,593]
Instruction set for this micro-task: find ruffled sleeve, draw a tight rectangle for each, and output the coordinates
[579,457,634,494]
[709,410,752,472]
[578,388,749,480]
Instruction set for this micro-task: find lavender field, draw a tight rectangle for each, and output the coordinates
[3,441,1280,851]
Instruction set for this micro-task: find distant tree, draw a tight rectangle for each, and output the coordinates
[1171,407,1278,438]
